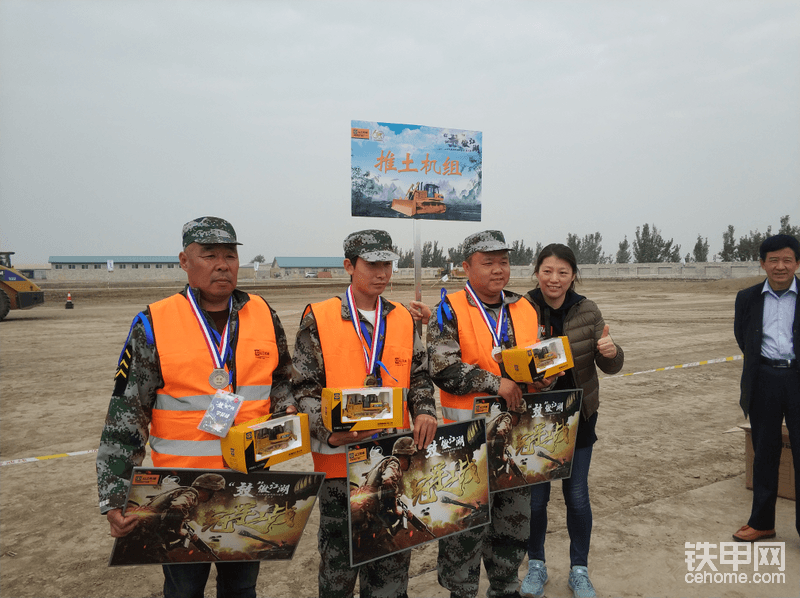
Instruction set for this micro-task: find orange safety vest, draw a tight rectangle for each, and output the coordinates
[309,297,413,478]
[439,290,539,423]
[149,293,277,468]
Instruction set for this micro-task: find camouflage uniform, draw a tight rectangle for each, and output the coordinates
[293,299,435,598]
[293,228,435,598]
[428,230,531,598]
[96,285,292,513]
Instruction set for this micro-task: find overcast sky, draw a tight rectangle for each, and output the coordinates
[2,0,798,265]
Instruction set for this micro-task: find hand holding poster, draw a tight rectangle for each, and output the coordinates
[346,420,489,567]
[351,121,482,221]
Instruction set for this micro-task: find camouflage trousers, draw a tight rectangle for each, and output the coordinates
[318,479,410,598]
[437,486,530,598]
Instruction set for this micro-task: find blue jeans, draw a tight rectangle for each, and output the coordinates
[162,561,260,598]
[528,445,593,567]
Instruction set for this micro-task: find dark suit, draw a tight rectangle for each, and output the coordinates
[734,276,800,535]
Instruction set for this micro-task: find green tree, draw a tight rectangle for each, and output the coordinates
[779,214,800,241]
[448,243,467,266]
[509,240,535,265]
[421,241,446,268]
[616,237,631,264]
[633,223,681,263]
[392,246,413,268]
[719,225,737,262]
[737,228,771,261]
[566,232,607,264]
[251,254,266,264]
[692,235,709,262]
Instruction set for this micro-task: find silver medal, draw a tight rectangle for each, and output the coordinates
[492,346,504,363]
[209,368,229,390]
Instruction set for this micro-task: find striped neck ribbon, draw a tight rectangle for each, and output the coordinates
[345,286,396,383]
[185,288,233,384]
[465,282,508,346]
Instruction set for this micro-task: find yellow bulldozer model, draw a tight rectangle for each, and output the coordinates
[391,182,446,217]
[254,421,296,456]
[0,252,44,321]
[343,392,389,419]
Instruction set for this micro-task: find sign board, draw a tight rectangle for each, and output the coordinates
[351,120,482,221]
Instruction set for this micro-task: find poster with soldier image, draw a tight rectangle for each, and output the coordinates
[351,120,482,221]
[345,420,490,567]
[108,468,324,566]
[473,389,584,493]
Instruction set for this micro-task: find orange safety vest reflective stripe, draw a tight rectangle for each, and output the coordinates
[439,290,539,423]
[149,293,277,468]
[309,297,413,478]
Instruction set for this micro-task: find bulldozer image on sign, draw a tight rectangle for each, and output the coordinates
[0,252,44,321]
[343,392,390,420]
[254,420,296,457]
[391,182,446,216]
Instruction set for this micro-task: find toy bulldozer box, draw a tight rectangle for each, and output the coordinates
[221,412,310,473]
[501,336,574,384]
[322,387,404,432]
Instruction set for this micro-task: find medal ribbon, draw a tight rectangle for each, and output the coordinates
[345,285,383,378]
[465,282,508,347]
[344,286,398,383]
[185,288,233,383]
[436,287,453,332]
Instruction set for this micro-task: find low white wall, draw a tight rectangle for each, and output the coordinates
[578,261,763,279]
[47,267,186,282]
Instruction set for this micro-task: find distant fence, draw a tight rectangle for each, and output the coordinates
[40,261,764,283]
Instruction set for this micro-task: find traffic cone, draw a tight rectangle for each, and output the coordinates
[65,292,74,309]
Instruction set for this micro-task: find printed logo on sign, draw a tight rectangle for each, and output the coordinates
[351,128,369,139]
[254,349,271,359]
[132,473,160,485]
[348,447,368,463]
[371,129,384,142]
[685,541,786,586]
[474,403,490,415]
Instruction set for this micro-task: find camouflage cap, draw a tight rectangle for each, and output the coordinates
[343,229,400,262]
[462,230,511,259]
[182,216,242,249]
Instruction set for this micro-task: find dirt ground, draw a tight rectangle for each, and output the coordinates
[1,277,798,598]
